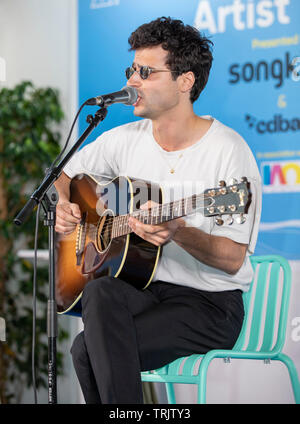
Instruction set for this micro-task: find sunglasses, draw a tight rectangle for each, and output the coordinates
[125,65,176,80]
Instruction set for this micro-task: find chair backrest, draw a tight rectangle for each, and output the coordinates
[233,255,291,354]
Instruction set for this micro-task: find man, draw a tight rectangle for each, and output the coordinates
[55,17,261,403]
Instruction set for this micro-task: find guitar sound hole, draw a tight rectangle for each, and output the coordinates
[96,215,113,252]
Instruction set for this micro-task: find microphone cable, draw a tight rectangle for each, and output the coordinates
[47,100,88,173]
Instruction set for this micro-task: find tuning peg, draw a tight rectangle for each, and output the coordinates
[226,216,234,225]
[215,216,224,226]
[219,180,227,194]
[236,214,246,224]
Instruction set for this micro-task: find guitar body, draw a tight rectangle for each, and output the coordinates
[55,174,162,315]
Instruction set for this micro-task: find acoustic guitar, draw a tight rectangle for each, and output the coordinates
[55,174,251,315]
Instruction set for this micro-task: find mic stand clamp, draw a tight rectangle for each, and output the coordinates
[86,106,108,126]
[13,106,108,404]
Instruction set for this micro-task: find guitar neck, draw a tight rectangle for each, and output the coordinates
[110,179,250,239]
[111,195,201,239]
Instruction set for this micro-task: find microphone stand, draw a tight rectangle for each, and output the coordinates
[14,106,108,404]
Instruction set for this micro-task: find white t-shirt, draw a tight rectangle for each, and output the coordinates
[63,116,262,292]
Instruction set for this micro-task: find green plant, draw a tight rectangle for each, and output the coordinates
[0,81,69,403]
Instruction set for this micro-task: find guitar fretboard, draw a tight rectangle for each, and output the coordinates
[111,194,205,239]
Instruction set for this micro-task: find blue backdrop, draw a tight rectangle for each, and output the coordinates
[78,0,300,259]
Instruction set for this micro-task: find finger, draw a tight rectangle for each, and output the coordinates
[132,217,184,238]
[55,208,79,233]
[55,217,77,231]
[135,230,165,246]
[128,217,158,234]
[69,203,81,219]
[62,202,81,221]
[57,203,81,224]
[140,200,159,210]
[128,218,170,245]
[55,220,77,234]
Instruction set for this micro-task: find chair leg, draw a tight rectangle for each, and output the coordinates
[165,383,176,404]
[275,353,300,404]
[197,355,213,404]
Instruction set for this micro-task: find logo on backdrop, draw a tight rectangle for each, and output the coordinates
[228,51,295,88]
[261,160,300,192]
[291,56,300,81]
[194,0,291,35]
[245,113,300,134]
[90,0,120,9]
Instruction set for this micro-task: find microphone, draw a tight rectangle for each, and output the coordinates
[86,86,138,107]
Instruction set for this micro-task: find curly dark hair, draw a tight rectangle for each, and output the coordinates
[128,17,213,103]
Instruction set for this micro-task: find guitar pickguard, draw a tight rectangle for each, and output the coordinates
[82,241,110,274]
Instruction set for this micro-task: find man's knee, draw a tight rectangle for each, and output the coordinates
[82,277,126,306]
[70,331,87,365]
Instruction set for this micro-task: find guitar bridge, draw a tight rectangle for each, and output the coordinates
[76,212,87,266]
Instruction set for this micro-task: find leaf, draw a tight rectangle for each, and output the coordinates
[0,81,68,403]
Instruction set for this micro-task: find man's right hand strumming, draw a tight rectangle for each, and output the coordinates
[54,171,81,234]
[55,201,81,235]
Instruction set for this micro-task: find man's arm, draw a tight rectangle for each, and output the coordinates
[54,172,81,234]
[128,201,247,275]
[172,225,248,275]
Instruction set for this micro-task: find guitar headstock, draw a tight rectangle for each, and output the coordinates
[203,177,251,226]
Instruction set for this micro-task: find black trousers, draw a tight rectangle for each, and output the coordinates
[70,276,244,404]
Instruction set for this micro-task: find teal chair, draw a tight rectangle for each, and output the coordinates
[141,255,300,404]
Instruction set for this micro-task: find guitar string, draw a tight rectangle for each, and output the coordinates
[75,188,235,237]
[78,189,241,238]
[73,188,244,249]
[85,194,211,231]
[76,192,232,239]
[78,198,203,240]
